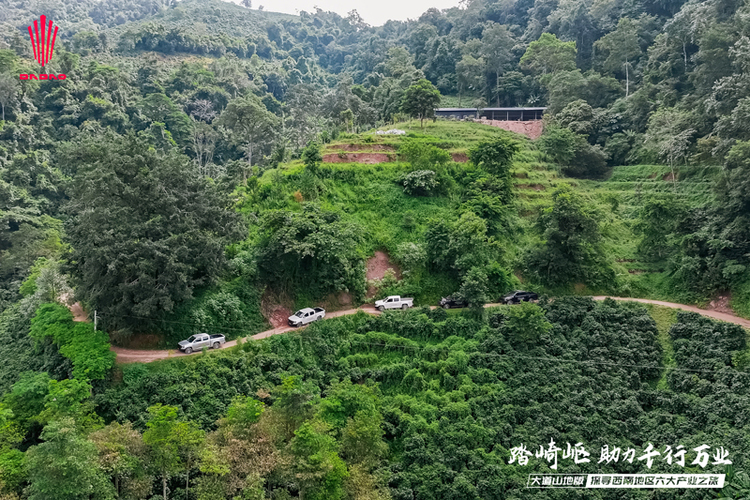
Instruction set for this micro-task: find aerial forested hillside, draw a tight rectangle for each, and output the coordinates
[2,0,750,497]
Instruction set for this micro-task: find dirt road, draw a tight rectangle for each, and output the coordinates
[111,297,750,364]
[112,305,382,363]
[591,296,750,328]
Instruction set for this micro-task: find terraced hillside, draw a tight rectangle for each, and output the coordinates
[247,120,721,311]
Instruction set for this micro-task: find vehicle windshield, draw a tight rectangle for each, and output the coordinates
[293,310,305,317]
[187,335,196,342]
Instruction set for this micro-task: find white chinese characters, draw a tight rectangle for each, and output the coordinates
[508,441,731,470]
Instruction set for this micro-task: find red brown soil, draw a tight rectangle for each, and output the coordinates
[308,291,354,312]
[663,171,676,181]
[707,292,733,314]
[335,144,395,152]
[69,302,88,322]
[516,184,546,191]
[322,153,392,164]
[337,292,353,306]
[267,306,293,328]
[648,172,658,179]
[366,250,402,298]
[477,119,545,139]
[451,152,468,162]
[366,250,401,281]
[261,289,293,328]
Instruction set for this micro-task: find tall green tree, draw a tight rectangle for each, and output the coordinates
[256,205,366,300]
[272,376,320,439]
[0,73,18,121]
[458,266,489,311]
[644,107,695,181]
[526,185,612,287]
[634,194,684,261]
[594,18,642,97]
[64,133,243,332]
[400,79,441,128]
[143,404,204,500]
[217,94,279,167]
[520,33,577,77]
[290,421,348,500]
[503,301,552,344]
[425,212,494,276]
[25,418,115,500]
[302,141,323,176]
[90,422,153,500]
[455,55,484,107]
[480,23,514,106]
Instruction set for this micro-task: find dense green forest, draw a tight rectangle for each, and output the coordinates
[3,0,750,497]
[4,299,750,499]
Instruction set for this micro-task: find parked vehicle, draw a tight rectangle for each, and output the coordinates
[178,333,225,354]
[502,291,539,304]
[288,307,326,327]
[440,294,466,309]
[375,295,414,311]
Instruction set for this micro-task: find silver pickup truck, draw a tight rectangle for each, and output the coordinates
[288,307,326,327]
[375,295,414,311]
[178,333,226,354]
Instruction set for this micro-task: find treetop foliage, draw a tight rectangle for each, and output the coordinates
[64,133,244,332]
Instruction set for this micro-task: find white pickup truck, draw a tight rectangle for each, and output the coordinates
[375,295,414,311]
[178,333,226,354]
[288,307,326,327]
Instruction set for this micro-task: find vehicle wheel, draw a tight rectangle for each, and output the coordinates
[184,347,193,354]
[443,304,450,309]
[213,342,220,349]
[402,304,408,309]
[378,306,384,312]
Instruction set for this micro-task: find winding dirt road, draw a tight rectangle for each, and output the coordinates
[111,297,750,364]
[112,305,382,363]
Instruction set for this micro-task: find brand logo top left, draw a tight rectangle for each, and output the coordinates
[28,15,58,66]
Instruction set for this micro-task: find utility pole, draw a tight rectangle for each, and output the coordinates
[94,310,97,331]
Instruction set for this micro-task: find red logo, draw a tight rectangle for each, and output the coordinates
[28,15,58,67]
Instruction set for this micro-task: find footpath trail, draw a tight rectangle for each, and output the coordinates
[111,297,750,364]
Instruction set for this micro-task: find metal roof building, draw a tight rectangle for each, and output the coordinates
[435,107,547,121]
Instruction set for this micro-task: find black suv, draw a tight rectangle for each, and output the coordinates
[502,291,538,304]
[440,294,466,309]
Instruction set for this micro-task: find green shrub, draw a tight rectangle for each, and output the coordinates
[539,124,608,178]
[257,204,366,301]
[398,141,451,170]
[397,170,438,196]
[30,304,114,382]
[394,242,427,276]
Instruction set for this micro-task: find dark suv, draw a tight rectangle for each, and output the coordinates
[440,294,466,309]
[502,291,538,304]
